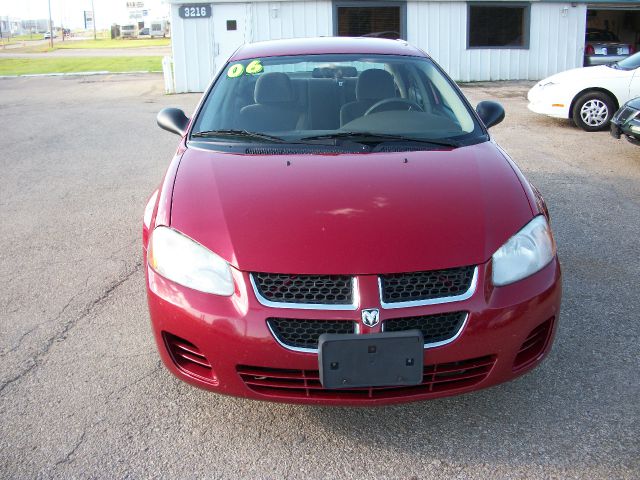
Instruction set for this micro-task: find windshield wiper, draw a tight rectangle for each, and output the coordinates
[191,129,287,143]
[300,131,460,148]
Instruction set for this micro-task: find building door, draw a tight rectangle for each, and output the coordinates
[334,2,406,40]
[212,3,249,74]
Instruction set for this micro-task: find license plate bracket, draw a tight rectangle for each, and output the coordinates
[318,330,424,389]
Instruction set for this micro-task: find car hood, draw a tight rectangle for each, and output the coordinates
[542,65,628,84]
[624,96,640,110]
[169,141,534,274]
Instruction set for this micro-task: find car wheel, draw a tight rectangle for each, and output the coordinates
[572,92,615,132]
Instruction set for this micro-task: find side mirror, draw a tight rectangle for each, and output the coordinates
[476,101,505,129]
[157,108,189,136]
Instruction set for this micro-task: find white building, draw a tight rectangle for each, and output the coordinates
[167,0,640,93]
[0,16,25,37]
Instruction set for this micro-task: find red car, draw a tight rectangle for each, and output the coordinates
[144,37,561,405]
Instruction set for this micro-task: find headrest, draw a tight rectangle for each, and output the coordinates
[254,72,295,103]
[356,69,395,101]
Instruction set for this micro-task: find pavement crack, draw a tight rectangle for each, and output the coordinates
[106,360,162,401]
[0,261,143,397]
[0,288,85,359]
[53,430,86,468]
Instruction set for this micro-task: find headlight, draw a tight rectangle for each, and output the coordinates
[148,226,234,295]
[492,216,556,286]
[626,114,640,133]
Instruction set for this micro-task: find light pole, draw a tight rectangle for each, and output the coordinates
[91,0,97,40]
[47,0,53,48]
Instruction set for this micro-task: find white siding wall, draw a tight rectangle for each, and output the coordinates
[249,1,332,41]
[170,0,589,91]
[407,1,587,82]
[170,0,331,92]
[171,3,216,93]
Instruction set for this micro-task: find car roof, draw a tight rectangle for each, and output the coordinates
[230,37,427,61]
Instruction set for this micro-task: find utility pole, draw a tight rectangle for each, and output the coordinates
[91,0,97,40]
[47,0,53,48]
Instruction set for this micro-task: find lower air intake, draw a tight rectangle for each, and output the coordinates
[513,318,554,371]
[237,355,496,400]
[163,332,217,383]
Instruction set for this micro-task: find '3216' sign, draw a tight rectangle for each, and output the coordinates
[179,5,212,19]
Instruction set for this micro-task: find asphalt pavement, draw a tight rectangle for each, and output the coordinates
[0,74,638,479]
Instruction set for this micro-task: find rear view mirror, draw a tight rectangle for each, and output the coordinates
[157,108,189,136]
[476,101,505,129]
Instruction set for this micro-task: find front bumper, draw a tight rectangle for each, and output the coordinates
[610,108,640,146]
[146,257,562,406]
[527,86,570,119]
[584,54,627,67]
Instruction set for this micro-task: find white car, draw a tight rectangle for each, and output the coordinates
[528,52,640,131]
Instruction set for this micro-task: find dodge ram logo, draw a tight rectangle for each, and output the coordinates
[361,308,380,328]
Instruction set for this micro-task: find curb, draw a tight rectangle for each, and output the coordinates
[0,70,163,79]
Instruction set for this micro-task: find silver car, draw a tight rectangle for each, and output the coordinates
[584,29,632,66]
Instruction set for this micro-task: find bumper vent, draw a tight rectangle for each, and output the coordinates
[383,311,467,346]
[237,355,496,400]
[163,332,216,382]
[380,266,475,305]
[513,318,554,371]
[252,273,354,306]
[267,318,356,350]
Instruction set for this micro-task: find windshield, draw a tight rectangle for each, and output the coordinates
[616,52,640,70]
[191,54,484,147]
[586,30,620,42]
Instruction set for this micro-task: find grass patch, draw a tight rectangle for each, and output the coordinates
[55,38,170,49]
[0,34,43,43]
[0,56,162,76]
[4,37,170,53]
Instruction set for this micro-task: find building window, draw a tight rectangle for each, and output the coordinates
[467,3,530,49]
[334,2,406,40]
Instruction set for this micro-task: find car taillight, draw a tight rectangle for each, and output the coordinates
[630,45,636,54]
[585,44,595,55]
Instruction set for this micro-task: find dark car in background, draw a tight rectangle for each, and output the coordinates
[584,28,634,66]
[611,97,640,145]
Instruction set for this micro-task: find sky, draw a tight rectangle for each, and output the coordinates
[0,0,169,29]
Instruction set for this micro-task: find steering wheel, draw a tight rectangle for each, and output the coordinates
[364,98,424,116]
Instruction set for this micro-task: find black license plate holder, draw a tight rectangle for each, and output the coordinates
[318,330,424,389]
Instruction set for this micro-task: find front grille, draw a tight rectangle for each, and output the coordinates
[237,355,496,400]
[380,266,475,305]
[513,317,554,371]
[383,311,467,345]
[252,273,353,305]
[267,318,356,350]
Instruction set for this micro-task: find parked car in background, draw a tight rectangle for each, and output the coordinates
[138,27,150,37]
[584,29,634,66]
[145,37,561,406]
[610,97,640,146]
[121,24,137,39]
[528,52,640,131]
[43,31,57,39]
[150,20,168,38]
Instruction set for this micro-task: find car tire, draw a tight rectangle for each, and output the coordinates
[572,91,616,132]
